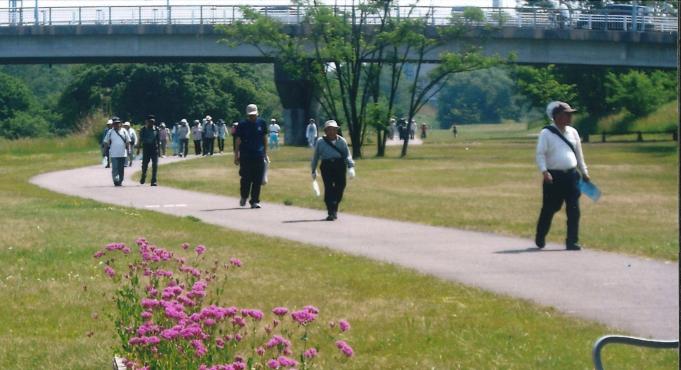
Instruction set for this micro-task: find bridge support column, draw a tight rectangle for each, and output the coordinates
[274,62,318,146]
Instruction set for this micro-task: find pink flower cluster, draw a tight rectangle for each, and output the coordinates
[96,238,354,369]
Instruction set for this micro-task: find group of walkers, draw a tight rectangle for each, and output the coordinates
[100,99,592,241]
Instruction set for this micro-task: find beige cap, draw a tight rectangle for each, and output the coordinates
[324,120,339,129]
[246,104,258,116]
[123,121,131,127]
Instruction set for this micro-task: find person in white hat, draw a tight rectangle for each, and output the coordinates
[191,120,203,156]
[102,116,131,186]
[234,104,269,208]
[306,118,318,147]
[177,119,190,157]
[101,119,114,168]
[158,122,170,157]
[535,101,591,251]
[268,118,281,149]
[122,121,137,167]
[202,116,217,156]
[310,120,355,221]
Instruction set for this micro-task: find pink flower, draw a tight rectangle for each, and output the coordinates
[195,244,206,255]
[272,307,288,317]
[93,250,106,258]
[256,347,266,356]
[181,242,190,250]
[335,340,354,357]
[141,311,153,320]
[266,359,279,369]
[291,309,316,325]
[215,337,225,349]
[303,348,318,359]
[277,356,298,367]
[191,339,207,357]
[339,319,351,332]
[229,257,242,267]
[104,266,115,278]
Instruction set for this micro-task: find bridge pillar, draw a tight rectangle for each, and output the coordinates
[273,62,318,146]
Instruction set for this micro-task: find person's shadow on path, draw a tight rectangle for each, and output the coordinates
[494,247,567,254]
[201,208,252,211]
[282,219,328,223]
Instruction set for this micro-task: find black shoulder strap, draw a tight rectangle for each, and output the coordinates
[322,137,346,158]
[544,125,576,155]
[113,129,127,143]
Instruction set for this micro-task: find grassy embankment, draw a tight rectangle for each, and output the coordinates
[0,133,677,368]
[161,123,678,261]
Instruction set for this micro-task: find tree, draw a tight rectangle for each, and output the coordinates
[220,1,500,158]
[0,72,35,122]
[512,65,577,116]
[605,69,677,117]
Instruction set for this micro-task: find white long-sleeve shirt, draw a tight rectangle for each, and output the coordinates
[103,128,131,158]
[536,124,588,176]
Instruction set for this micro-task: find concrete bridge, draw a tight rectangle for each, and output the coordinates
[1,4,676,144]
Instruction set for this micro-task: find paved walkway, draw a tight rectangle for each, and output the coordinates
[31,157,678,338]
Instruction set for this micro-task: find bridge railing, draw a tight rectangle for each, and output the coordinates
[0,5,677,32]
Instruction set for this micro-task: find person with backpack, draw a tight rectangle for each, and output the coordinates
[310,120,355,221]
[102,117,131,186]
[136,114,161,186]
[535,101,591,251]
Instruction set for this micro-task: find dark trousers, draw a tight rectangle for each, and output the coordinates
[180,139,189,157]
[536,169,581,245]
[239,157,265,204]
[321,159,347,216]
[193,140,202,155]
[218,138,225,152]
[141,145,158,184]
[111,157,125,186]
[203,137,215,155]
[160,140,167,156]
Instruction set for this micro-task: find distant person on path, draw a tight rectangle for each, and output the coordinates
[535,101,591,251]
[409,119,416,139]
[101,119,113,168]
[388,118,396,140]
[158,122,170,157]
[171,123,179,156]
[310,120,355,221]
[177,119,190,158]
[398,118,407,140]
[137,114,161,186]
[420,122,428,139]
[234,104,268,209]
[216,119,227,154]
[269,118,281,149]
[102,117,130,187]
[451,123,458,138]
[191,120,203,156]
[306,118,318,147]
[123,121,137,167]
[202,116,217,156]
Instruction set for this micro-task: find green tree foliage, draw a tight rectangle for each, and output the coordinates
[0,72,35,122]
[512,65,577,113]
[0,72,52,139]
[437,68,522,126]
[0,111,51,139]
[605,69,677,117]
[58,64,278,131]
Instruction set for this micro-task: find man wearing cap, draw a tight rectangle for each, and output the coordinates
[311,120,355,221]
[268,118,281,149]
[102,117,131,186]
[306,118,318,147]
[535,101,591,251]
[191,120,203,156]
[202,116,217,156]
[123,121,137,167]
[137,115,161,186]
[234,104,268,209]
[158,122,170,157]
[177,119,190,157]
[216,119,227,154]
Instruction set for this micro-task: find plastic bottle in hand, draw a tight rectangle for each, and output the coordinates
[348,167,356,179]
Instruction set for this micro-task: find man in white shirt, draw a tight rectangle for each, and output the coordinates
[102,117,131,187]
[123,121,137,167]
[268,118,281,149]
[535,101,591,251]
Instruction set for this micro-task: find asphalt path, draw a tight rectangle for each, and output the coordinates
[31,156,678,339]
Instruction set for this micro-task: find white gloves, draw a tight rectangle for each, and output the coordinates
[348,167,356,179]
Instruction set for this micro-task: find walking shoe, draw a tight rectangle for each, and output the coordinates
[566,243,582,251]
[251,203,261,209]
[151,182,157,186]
[535,236,545,249]
[239,198,247,207]
[326,215,335,221]
[140,177,145,185]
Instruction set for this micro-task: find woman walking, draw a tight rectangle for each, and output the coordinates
[310,120,355,221]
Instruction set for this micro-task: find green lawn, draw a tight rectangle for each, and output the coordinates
[160,126,678,261]
[0,135,677,369]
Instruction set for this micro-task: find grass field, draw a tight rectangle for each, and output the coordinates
[0,134,677,369]
[160,125,678,261]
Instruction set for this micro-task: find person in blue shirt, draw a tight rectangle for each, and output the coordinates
[234,104,269,209]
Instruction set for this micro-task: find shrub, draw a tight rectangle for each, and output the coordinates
[0,110,51,139]
[94,238,354,370]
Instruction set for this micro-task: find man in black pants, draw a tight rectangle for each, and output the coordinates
[535,101,591,250]
[137,114,161,186]
[234,104,268,209]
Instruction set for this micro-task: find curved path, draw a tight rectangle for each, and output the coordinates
[31,158,678,339]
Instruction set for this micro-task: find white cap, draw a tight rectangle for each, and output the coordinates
[246,104,258,116]
[107,119,113,125]
[324,120,339,129]
[123,121,131,127]
[205,115,212,121]
[180,118,188,124]
[271,118,276,122]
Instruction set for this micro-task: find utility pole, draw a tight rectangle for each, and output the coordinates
[34,0,38,26]
[167,0,171,24]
